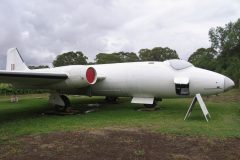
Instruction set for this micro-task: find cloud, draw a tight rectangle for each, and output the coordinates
[0,0,239,69]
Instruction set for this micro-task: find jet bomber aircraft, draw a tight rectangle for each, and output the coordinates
[0,48,235,111]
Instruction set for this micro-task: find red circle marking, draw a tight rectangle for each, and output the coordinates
[86,67,96,84]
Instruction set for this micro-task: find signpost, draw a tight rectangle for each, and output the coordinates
[184,94,211,122]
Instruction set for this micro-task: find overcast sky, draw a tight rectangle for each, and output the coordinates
[0,0,239,69]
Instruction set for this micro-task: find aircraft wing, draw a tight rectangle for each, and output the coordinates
[0,71,68,86]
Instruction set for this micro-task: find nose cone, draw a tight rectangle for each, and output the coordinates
[224,76,235,91]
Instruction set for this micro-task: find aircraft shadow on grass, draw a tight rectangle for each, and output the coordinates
[0,97,208,123]
[0,97,127,123]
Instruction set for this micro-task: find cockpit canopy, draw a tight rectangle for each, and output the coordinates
[164,59,193,70]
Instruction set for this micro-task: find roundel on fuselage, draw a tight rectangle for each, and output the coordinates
[164,59,193,70]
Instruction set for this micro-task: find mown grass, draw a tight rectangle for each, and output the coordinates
[0,90,239,142]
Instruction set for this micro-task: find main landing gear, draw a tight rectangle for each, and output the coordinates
[55,95,71,112]
[49,93,71,112]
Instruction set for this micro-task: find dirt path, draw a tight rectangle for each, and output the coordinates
[1,129,240,160]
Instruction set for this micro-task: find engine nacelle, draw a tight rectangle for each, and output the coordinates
[65,66,97,88]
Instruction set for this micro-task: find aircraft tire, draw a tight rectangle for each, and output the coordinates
[144,100,157,108]
[54,95,70,112]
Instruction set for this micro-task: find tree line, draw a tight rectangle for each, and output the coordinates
[0,83,47,95]
[52,47,179,66]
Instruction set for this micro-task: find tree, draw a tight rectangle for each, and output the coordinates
[209,19,240,55]
[115,52,139,62]
[95,53,122,64]
[95,52,139,64]
[188,48,217,71]
[139,49,151,61]
[139,47,179,61]
[53,51,88,67]
[209,18,240,87]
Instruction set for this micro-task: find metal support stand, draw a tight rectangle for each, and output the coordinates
[184,94,211,122]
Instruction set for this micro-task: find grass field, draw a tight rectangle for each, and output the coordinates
[0,90,240,143]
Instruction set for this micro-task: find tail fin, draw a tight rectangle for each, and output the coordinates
[6,48,29,71]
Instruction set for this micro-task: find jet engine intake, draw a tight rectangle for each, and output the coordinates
[65,66,97,88]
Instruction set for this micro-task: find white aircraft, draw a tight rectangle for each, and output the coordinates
[0,48,235,111]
